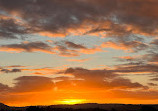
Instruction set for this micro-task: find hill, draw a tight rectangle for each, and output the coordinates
[0,103,9,110]
[0,103,158,111]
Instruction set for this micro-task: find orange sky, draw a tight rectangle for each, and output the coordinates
[0,0,158,106]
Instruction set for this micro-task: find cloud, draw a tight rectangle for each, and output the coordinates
[144,53,158,64]
[23,67,66,75]
[12,76,55,93]
[0,0,158,38]
[114,54,157,65]
[0,0,158,106]
[84,21,134,38]
[106,77,148,89]
[0,68,153,106]
[63,67,148,90]
[113,64,158,74]
[101,40,148,52]
[112,52,158,74]
[151,39,158,45]
[0,68,21,73]
[148,83,157,86]
[54,41,103,56]
[65,41,86,49]
[114,56,137,62]
[53,45,79,57]
[0,83,9,92]
[3,67,146,93]
[0,42,55,54]
[0,18,29,39]
[0,76,56,106]
[0,66,66,75]
[64,68,114,80]
[0,75,55,94]
[150,78,158,81]
[0,40,103,56]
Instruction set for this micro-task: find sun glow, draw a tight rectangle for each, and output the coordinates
[56,99,86,105]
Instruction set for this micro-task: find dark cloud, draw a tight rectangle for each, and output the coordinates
[0,0,157,38]
[150,78,158,81]
[113,64,158,74]
[12,69,21,72]
[63,67,148,89]
[148,83,157,86]
[102,40,149,52]
[114,56,137,62]
[84,27,111,35]
[151,39,158,45]
[113,49,158,71]
[0,83,9,92]
[65,41,86,49]
[65,67,116,80]
[84,21,134,38]
[54,45,79,57]
[53,41,102,56]
[144,53,158,63]
[107,77,148,89]
[12,76,54,92]
[0,76,54,94]
[0,41,102,56]
[0,18,29,39]
[1,68,21,73]
[118,0,158,34]
[0,42,54,54]
[0,0,100,35]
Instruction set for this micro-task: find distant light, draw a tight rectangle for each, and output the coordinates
[56,99,86,105]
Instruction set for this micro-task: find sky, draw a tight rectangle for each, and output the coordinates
[0,0,158,107]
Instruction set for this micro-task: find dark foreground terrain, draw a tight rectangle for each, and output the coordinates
[1,103,158,111]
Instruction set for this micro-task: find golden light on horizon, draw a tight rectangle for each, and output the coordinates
[56,99,87,105]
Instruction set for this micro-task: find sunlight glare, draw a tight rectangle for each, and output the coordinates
[56,99,86,105]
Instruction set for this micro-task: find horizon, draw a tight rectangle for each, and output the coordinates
[1,103,158,111]
[0,0,158,107]
[2,102,158,108]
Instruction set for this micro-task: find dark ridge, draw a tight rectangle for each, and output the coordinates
[0,103,9,108]
[1,103,158,111]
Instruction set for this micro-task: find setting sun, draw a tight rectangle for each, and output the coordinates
[56,99,86,105]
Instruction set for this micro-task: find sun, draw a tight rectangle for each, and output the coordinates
[56,99,86,105]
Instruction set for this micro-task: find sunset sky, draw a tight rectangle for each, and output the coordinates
[0,0,158,107]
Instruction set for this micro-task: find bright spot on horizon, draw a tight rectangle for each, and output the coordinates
[56,99,87,105]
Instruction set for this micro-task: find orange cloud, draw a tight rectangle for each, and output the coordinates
[101,41,131,51]
[39,31,66,38]
[79,46,103,54]
[0,66,157,106]
[0,72,155,107]
[101,41,148,52]
[0,42,55,54]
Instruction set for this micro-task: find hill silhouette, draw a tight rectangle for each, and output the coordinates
[0,103,158,111]
[0,103,9,110]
